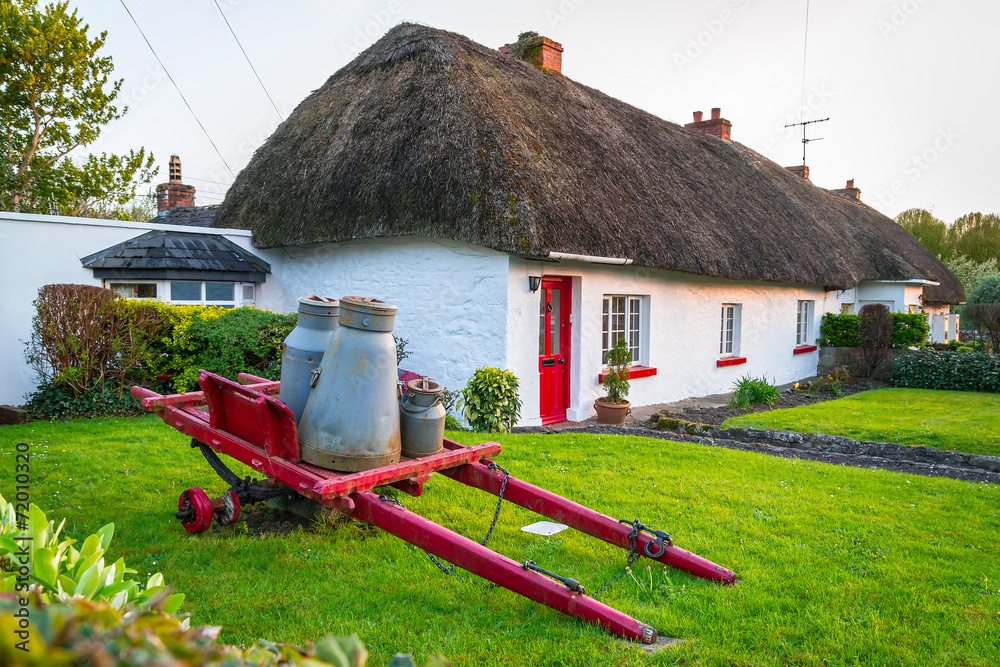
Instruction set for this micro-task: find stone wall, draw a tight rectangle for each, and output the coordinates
[817,346,912,380]
[652,416,1000,474]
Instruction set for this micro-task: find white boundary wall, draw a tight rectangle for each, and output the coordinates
[0,212,276,406]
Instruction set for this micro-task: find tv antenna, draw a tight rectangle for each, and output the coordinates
[784,117,829,166]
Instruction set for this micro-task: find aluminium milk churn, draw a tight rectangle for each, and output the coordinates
[297,297,401,472]
[399,376,446,458]
[278,295,339,423]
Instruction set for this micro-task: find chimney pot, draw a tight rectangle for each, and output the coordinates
[156,154,195,213]
[846,179,855,189]
[684,107,731,141]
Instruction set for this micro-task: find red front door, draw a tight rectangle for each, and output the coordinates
[539,277,571,425]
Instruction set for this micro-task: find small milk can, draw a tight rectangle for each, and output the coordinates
[297,297,401,472]
[399,376,446,458]
[278,295,339,423]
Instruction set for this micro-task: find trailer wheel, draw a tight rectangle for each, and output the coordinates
[217,490,241,526]
[178,487,213,533]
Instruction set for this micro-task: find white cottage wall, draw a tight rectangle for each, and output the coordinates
[507,258,824,424]
[0,212,265,406]
[274,237,510,400]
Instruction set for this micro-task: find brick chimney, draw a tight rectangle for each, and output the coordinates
[156,155,196,214]
[785,164,810,181]
[500,34,563,74]
[684,107,731,141]
[830,178,862,201]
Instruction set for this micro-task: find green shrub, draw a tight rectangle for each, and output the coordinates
[891,313,931,348]
[23,284,299,414]
[967,274,1000,305]
[728,375,780,409]
[820,313,860,346]
[820,312,930,349]
[182,307,296,390]
[891,350,1000,392]
[458,367,522,433]
[23,380,143,421]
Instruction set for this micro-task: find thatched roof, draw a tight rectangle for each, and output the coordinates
[215,23,963,304]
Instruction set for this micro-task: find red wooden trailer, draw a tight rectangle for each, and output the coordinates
[133,370,735,645]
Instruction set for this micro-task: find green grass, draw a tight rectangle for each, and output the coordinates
[2,415,999,666]
[723,388,1000,457]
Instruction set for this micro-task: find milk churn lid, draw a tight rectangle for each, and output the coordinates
[297,295,339,317]
[338,296,398,332]
[406,376,442,395]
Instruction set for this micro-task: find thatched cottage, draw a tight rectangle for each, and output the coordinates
[209,23,961,425]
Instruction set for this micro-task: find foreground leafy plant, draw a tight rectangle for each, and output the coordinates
[0,593,449,666]
[0,495,180,612]
[728,375,780,408]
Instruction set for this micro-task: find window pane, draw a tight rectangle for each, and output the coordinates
[171,281,201,301]
[628,297,640,363]
[109,283,135,298]
[242,284,254,301]
[206,282,234,301]
[549,288,561,354]
[539,292,546,356]
[137,284,157,298]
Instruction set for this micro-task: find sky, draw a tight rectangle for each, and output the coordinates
[71,0,1000,225]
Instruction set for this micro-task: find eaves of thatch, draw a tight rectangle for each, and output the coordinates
[215,23,963,304]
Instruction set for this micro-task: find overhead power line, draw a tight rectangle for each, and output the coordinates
[213,0,284,123]
[119,0,236,178]
[800,0,811,115]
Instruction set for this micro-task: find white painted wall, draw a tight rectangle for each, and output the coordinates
[272,237,511,400]
[856,281,924,313]
[0,212,269,405]
[507,257,825,425]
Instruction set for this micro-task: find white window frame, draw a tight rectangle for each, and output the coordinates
[720,303,742,357]
[796,300,814,346]
[602,295,645,366]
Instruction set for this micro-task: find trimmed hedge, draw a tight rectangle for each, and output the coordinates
[891,349,1000,392]
[23,285,298,418]
[820,312,930,348]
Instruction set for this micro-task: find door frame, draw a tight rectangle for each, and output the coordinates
[538,276,572,425]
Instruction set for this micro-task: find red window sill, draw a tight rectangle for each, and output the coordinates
[599,365,657,383]
[716,356,747,367]
[793,344,818,355]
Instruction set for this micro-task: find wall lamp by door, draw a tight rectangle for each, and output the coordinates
[528,275,542,292]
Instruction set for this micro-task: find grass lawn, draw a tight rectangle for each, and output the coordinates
[723,388,1000,458]
[1,415,998,666]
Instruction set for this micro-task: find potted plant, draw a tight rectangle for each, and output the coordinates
[594,338,631,425]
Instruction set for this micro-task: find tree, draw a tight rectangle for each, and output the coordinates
[945,254,999,303]
[965,275,1000,353]
[895,208,950,259]
[948,212,1000,264]
[0,1,156,215]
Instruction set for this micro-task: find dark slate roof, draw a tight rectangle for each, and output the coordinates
[81,230,270,282]
[215,23,963,304]
[153,205,218,228]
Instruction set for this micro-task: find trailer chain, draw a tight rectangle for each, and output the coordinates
[523,560,586,594]
[480,461,510,548]
[592,518,672,599]
[377,494,459,577]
